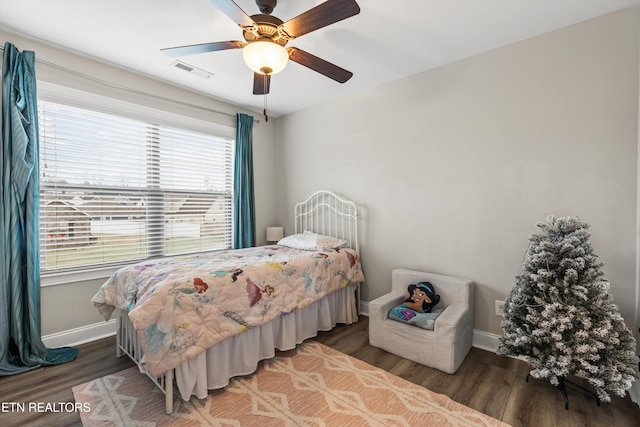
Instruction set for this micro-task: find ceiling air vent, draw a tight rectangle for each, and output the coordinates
[170,60,213,79]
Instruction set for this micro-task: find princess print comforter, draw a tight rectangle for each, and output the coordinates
[92,245,365,376]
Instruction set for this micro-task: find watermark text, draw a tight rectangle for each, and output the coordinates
[1,401,90,413]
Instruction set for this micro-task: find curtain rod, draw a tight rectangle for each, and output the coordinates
[0,45,259,124]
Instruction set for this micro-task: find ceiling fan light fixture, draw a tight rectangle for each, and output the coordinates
[243,41,288,75]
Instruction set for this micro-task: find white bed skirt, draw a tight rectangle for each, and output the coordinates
[174,284,358,400]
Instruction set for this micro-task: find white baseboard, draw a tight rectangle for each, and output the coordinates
[42,320,116,348]
[472,329,501,353]
[42,306,502,353]
[46,307,502,354]
[360,300,369,316]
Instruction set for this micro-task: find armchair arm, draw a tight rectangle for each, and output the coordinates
[368,292,404,323]
[434,303,472,340]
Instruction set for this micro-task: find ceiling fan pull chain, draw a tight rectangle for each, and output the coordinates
[263,79,269,122]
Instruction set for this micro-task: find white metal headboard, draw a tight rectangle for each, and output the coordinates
[295,190,359,255]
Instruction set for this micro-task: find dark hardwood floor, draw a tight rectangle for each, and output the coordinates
[0,316,638,426]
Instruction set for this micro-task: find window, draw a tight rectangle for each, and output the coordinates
[38,99,234,275]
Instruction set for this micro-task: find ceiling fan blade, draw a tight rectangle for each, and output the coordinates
[253,72,271,95]
[161,40,245,57]
[209,0,256,28]
[280,0,360,39]
[287,47,353,83]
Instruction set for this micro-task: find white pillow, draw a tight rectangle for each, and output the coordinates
[277,232,348,251]
[316,234,348,250]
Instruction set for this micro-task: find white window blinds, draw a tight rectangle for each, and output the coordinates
[38,100,234,274]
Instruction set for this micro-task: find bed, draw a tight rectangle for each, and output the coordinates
[91,190,365,414]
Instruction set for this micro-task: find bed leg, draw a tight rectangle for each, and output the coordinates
[165,370,174,414]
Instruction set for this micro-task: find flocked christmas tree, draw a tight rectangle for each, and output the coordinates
[498,216,637,404]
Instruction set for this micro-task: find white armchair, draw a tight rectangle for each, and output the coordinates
[368,269,475,374]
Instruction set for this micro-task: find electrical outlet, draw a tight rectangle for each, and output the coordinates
[495,300,505,317]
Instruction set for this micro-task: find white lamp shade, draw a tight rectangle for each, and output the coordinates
[243,41,289,75]
[266,226,284,242]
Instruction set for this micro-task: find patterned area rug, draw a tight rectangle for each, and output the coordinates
[72,342,509,426]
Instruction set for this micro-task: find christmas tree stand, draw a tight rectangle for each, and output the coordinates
[525,374,601,410]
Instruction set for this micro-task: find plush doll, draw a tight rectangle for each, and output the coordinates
[402,281,440,313]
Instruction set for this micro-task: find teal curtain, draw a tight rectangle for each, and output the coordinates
[0,42,78,375]
[233,113,255,249]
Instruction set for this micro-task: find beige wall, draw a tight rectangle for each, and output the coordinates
[275,8,640,336]
[0,30,279,336]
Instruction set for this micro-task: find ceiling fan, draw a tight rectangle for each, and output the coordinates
[161,0,360,96]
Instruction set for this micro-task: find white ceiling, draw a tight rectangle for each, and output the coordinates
[1,0,638,118]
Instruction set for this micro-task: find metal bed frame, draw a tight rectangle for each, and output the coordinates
[115,190,361,414]
[294,190,361,312]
